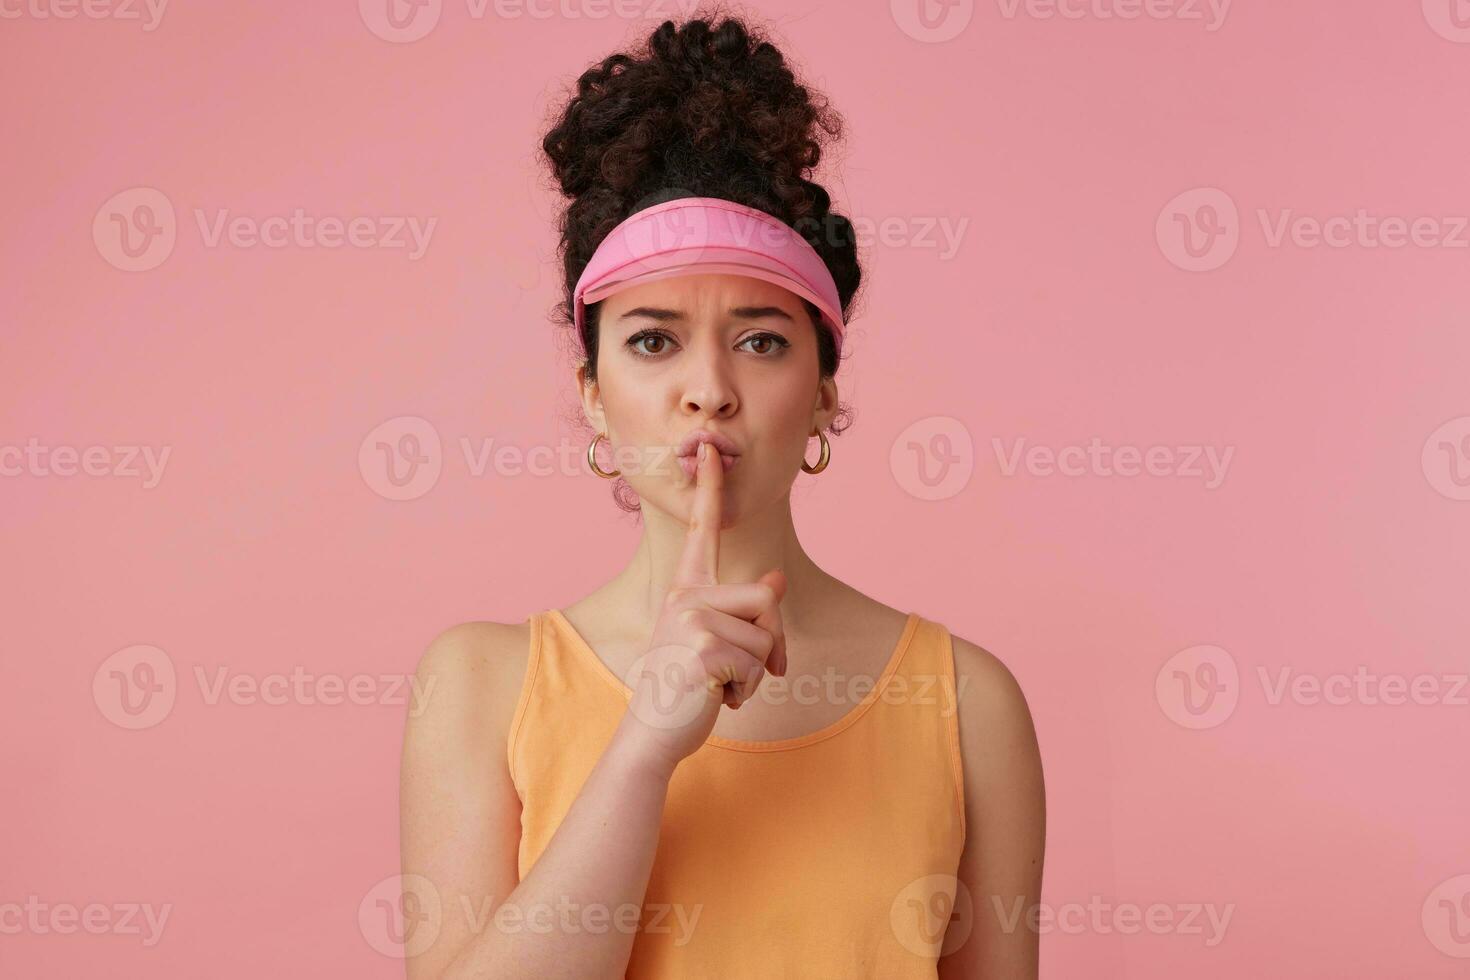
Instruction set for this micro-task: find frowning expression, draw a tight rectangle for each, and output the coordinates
[579,272,838,521]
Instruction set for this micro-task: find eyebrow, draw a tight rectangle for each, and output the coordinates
[617,305,794,323]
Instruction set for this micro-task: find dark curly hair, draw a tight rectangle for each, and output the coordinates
[539,11,861,513]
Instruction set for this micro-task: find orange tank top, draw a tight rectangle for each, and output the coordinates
[507,608,968,978]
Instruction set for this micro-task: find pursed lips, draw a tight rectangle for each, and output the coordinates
[675,431,740,474]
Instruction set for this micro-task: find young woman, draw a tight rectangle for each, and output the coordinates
[400,15,1045,978]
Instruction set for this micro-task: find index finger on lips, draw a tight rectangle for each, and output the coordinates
[672,442,723,588]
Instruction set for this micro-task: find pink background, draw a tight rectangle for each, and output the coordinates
[4,1,1469,976]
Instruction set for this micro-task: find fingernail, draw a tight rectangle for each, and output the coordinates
[699,442,708,462]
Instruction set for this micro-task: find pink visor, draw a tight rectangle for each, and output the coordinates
[572,196,846,354]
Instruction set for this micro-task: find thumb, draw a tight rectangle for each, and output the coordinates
[758,567,787,601]
[756,568,788,676]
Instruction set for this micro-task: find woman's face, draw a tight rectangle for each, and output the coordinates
[579,272,838,526]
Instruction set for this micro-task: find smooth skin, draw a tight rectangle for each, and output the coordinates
[399,273,1045,978]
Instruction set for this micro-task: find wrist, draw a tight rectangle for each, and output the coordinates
[608,719,680,785]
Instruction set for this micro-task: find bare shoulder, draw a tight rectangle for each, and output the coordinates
[949,633,1034,726]
[401,620,533,975]
[939,631,1046,977]
[408,619,534,746]
[948,632,1044,793]
[417,619,531,672]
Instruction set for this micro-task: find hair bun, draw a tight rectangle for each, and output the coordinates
[540,13,862,383]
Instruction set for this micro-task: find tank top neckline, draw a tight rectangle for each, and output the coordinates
[542,607,923,753]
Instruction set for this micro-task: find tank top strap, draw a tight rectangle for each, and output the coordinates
[506,611,626,811]
[874,614,968,846]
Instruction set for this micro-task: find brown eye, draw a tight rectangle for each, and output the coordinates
[627,330,673,358]
[739,332,790,356]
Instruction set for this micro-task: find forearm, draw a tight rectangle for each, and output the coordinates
[438,722,674,979]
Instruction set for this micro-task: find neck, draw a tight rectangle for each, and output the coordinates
[607,491,832,634]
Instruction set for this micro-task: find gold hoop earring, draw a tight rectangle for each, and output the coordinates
[801,430,830,474]
[587,432,620,479]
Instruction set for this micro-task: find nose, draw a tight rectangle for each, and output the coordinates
[680,344,738,419]
[682,382,736,418]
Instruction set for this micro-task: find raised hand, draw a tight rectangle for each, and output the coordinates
[618,441,787,772]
